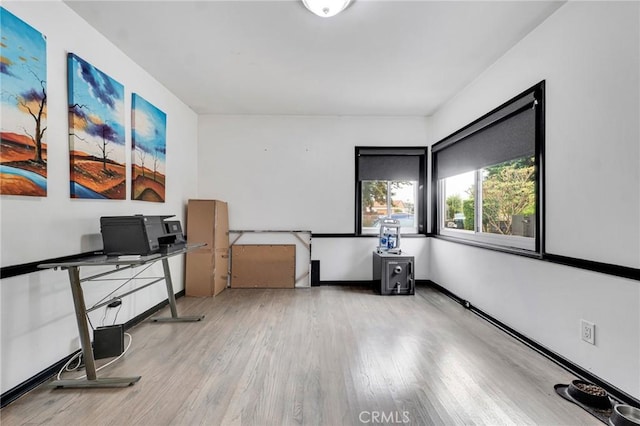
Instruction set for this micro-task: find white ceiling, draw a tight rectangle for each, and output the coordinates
[65,0,564,116]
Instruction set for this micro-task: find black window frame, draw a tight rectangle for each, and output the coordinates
[355,146,428,236]
[430,81,545,255]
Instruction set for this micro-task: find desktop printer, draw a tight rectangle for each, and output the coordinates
[100,215,186,256]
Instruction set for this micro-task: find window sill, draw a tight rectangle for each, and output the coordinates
[431,234,542,259]
[313,233,428,238]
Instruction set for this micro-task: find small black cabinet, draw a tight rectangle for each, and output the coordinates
[372,251,415,295]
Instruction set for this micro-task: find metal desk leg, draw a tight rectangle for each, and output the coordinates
[151,258,204,322]
[51,267,140,388]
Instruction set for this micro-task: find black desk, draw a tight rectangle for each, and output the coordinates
[39,243,205,389]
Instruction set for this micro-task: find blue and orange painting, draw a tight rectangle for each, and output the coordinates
[0,7,47,196]
[131,94,166,202]
[68,53,125,199]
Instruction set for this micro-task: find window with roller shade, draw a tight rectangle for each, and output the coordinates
[355,147,427,235]
[431,82,544,252]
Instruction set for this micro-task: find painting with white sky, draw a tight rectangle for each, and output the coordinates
[68,53,125,199]
[131,93,166,202]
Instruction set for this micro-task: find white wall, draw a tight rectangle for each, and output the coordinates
[313,237,428,281]
[0,1,199,393]
[427,2,640,398]
[198,115,430,280]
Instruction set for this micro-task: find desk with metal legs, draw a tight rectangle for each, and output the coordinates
[39,243,204,389]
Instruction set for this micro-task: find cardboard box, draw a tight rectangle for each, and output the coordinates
[185,200,229,249]
[185,200,229,297]
[185,250,215,297]
[213,249,229,296]
[231,245,295,288]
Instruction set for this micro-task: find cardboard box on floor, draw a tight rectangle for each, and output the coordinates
[231,244,295,288]
[185,200,229,297]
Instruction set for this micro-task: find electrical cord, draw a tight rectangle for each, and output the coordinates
[100,298,123,327]
[57,351,82,380]
[86,313,95,331]
[66,353,83,372]
[61,290,127,379]
[101,306,109,326]
[56,332,133,381]
[112,302,122,325]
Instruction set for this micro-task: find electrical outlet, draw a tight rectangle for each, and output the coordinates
[581,319,595,345]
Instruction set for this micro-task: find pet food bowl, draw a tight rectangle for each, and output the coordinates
[567,380,611,409]
[610,404,640,426]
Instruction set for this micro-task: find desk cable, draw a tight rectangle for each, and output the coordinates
[56,332,133,381]
[58,299,130,380]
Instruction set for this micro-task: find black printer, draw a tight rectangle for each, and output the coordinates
[100,215,186,256]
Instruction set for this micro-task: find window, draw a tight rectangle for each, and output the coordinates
[432,82,544,252]
[356,147,427,235]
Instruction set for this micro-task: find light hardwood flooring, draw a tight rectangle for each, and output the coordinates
[1,286,597,425]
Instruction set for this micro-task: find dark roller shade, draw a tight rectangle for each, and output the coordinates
[358,155,420,181]
[435,106,535,179]
[433,92,535,153]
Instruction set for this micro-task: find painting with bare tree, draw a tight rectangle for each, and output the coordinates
[68,53,125,199]
[0,7,47,196]
[131,94,166,202]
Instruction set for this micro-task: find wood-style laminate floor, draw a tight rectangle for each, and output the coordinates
[1,286,597,425]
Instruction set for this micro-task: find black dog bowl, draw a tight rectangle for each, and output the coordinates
[567,380,611,409]
[610,404,640,426]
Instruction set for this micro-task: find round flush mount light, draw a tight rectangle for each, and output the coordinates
[302,0,353,18]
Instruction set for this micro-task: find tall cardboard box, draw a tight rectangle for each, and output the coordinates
[185,200,229,296]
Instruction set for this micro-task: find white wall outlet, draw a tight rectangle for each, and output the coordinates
[581,319,595,345]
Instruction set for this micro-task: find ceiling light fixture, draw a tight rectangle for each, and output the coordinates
[302,0,353,18]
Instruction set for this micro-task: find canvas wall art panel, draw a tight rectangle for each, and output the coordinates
[131,94,166,202]
[0,7,47,196]
[67,53,125,199]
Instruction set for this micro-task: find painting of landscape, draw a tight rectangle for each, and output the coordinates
[0,7,47,196]
[68,53,125,199]
[131,94,166,202]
